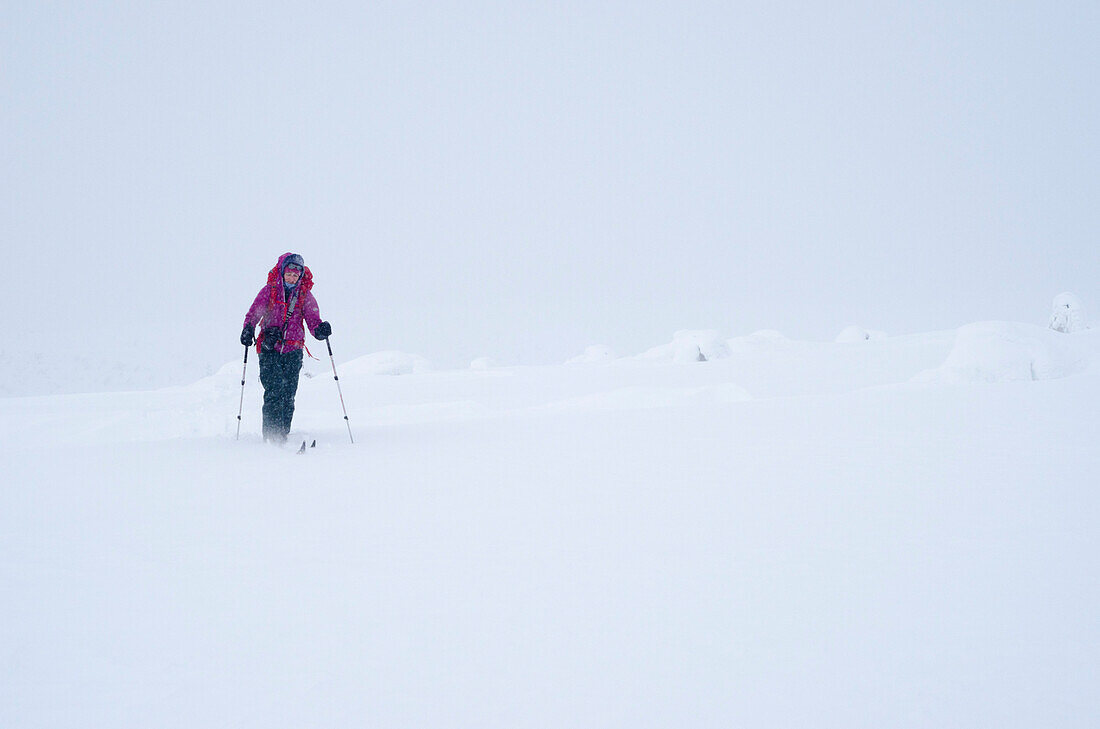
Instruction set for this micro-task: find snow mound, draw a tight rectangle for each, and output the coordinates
[835,325,887,343]
[340,351,432,376]
[469,357,497,370]
[915,321,1086,384]
[184,355,319,392]
[1049,292,1088,333]
[215,358,244,378]
[745,329,787,341]
[638,330,730,363]
[726,329,790,352]
[168,359,247,394]
[566,345,616,364]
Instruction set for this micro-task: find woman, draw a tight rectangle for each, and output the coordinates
[241,253,332,443]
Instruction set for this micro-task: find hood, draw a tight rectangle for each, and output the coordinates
[266,252,313,293]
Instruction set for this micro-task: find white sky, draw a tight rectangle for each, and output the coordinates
[4,1,1098,378]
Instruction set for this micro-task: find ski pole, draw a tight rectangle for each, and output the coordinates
[326,336,354,444]
[236,345,248,440]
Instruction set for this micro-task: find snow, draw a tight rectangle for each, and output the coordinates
[565,345,617,365]
[915,321,1089,384]
[0,346,213,398]
[337,350,432,376]
[835,324,888,343]
[469,357,498,370]
[726,329,791,351]
[638,329,731,363]
[1050,292,1089,333]
[3,323,1100,728]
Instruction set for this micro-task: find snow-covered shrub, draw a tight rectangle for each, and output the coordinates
[638,330,730,363]
[1049,292,1088,333]
[340,351,432,376]
[915,321,1085,384]
[835,325,887,343]
[566,345,616,364]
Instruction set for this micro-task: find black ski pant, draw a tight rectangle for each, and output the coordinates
[258,349,303,443]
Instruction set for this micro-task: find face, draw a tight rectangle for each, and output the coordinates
[283,267,302,285]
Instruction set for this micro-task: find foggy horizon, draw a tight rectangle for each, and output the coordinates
[4,1,1098,390]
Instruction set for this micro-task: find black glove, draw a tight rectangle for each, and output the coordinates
[240,326,255,347]
[260,327,283,352]
[313,321,332,339]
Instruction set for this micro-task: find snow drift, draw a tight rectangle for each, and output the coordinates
[566,345,617,364]
[638,330,731,363]
[726,329,791,352]
[339,350,432,376]
[3,320,1100,728]
[916,321,1087,383]
[469,357,498,370]
[835,325,887,343]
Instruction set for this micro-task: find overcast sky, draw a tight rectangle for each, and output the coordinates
[4,1,1098,380]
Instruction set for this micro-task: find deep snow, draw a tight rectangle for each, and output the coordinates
[2,323,1099,728]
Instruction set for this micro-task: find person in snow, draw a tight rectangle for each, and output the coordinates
[241,253,332,443]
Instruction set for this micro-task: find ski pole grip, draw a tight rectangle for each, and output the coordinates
[326,337,333,356]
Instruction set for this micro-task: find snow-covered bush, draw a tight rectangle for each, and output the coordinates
[915,321,1085,384]
[340,351,432,376]
[566,345,616,365]
[638,330,730,363]
[835,325,887,343]
[1049,292,1088,333]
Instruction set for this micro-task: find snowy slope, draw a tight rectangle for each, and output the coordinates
[2,325,1099,728]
